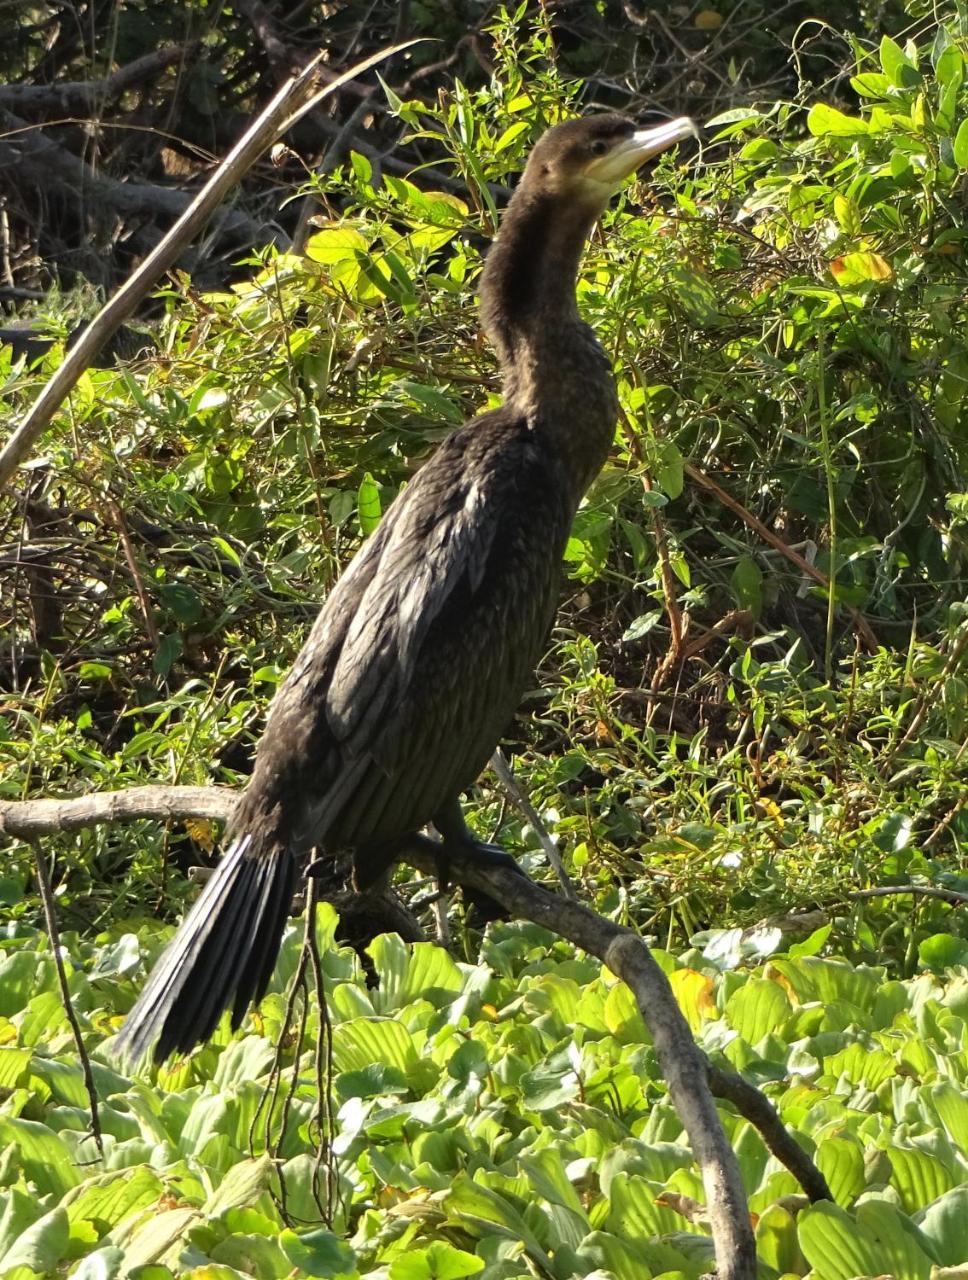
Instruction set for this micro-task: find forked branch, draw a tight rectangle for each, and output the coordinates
[4,783,834,1280]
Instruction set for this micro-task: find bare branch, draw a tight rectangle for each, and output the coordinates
[0,44,197,116]
[708,1065,831,1203]
[488,748,577,899]
[403,837,758,1278]
[3,778,836,1280]
[0,785,236,838]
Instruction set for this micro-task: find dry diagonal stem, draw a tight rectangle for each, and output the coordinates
[686,461,879,653]
[0,38,421,488]
[30,840,104,1160]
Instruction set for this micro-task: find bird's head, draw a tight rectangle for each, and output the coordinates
[521,113,697,211]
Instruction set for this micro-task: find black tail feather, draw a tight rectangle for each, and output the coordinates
[232,851,297,1024]
[113,836,296,1066]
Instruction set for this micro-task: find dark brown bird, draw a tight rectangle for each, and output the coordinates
[116,113,696,1065]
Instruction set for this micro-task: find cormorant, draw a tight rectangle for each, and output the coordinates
[116,113,696,1065]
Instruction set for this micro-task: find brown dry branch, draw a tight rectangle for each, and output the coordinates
[2,782,834,1280]
[685,461,879,653]
[0,44,197,116]
[0,108,273,245]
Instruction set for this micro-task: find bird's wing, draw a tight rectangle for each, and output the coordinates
[268,416,568,851]
[325,440,502,756]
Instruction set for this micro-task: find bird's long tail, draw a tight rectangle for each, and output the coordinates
[113,835,297,1066]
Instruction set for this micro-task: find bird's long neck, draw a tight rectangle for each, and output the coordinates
[479,186,616,492]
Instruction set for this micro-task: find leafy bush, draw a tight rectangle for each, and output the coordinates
[4,6,968,950]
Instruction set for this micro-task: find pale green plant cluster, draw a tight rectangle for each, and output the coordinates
[3,915,968,1277]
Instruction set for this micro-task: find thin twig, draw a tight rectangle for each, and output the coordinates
[108,500,160,649]
[30,841,104,1159]
[686,461,878,653]
[846,884,968,906]
[305,877,337,1225]
[489,748,577,899]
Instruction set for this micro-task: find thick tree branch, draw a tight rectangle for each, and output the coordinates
[409,838,759,1276]
[0,111,274,243]
[4,781,836,1278]
[0,785,235,837]
[0,44,196,116]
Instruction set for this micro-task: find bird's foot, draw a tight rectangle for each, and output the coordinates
[453,839,524,876]
[434,836,529,925]
[432,835,527,891]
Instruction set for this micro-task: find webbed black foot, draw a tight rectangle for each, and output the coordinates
[431,799,529,922]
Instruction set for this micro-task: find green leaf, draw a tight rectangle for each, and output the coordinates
[0,1205,70,1274]
[807,103,869,137]
[880,34,920,85]
[357,472,382,535]
[888,1145,956,1215]
[0,1116,81,1197]
[730,555,762,614]
[152,632,182,677]
[928,1081,968,1153]
[78,661,113,680]
[934,44,964,91]
[157,582,202,626]
[115,1208,198,1269]
[304,226,369,265]
[366,937,463,1012]
[204,1154,272,1216]
[279,1228,357,1277]
[725,977,791,1042]
[799,1199,932,1280]
[622,610,662,643]
[953,118,968,169]
[444,1175,553,1271]
[833,194,862,236]
[331,1016,418,1076]
[850,72,891,97]
[916,1185,968,1265]
[919,932,968,972]
[656,441,684,499]
[0,952,50,1015]
[64,1166,163,1234]
[815,1136,865,1206]
[388,1242,483,1280]
[211,1234,291,1277]
[69,1245,124,1280]
[0,1048,30,1089]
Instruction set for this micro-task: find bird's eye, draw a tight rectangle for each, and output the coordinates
[590,139,609,156]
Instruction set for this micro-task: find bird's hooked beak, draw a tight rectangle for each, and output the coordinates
[587,117,698,187]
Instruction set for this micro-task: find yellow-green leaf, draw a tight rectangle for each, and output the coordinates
[829,251,893,285]
[807,103,868,137]
[954,118,968,169]
[833,194,862,236]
